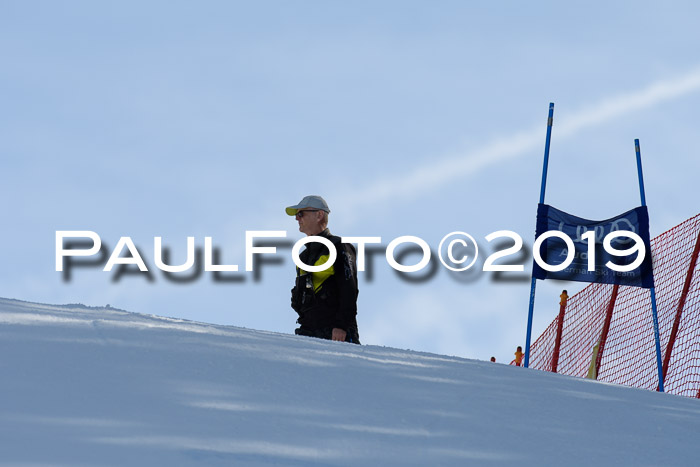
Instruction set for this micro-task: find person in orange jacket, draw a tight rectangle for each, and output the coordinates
[514,346,524,366]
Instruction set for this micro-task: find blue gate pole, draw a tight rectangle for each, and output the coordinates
[524,103,554,368]
[635,138,664,392]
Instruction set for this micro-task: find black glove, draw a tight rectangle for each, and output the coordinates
[291,287,301,313]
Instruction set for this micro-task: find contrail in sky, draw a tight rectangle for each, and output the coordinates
[333,67,700,218]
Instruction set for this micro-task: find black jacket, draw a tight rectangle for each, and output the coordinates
[291,229,359,335]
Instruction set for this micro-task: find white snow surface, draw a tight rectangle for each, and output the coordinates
[1,297,699,467]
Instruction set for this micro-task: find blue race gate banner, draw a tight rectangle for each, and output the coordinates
[532,204,654,288]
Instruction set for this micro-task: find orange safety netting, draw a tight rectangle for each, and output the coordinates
[527,213,700,397]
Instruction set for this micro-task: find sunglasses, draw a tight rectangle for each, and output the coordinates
[295,209,320,219]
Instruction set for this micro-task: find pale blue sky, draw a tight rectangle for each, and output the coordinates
[2,1,699,362]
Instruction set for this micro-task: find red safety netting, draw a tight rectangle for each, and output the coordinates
[527,213,700,397]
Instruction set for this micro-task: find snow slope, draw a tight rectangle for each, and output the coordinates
[1,297,698,466]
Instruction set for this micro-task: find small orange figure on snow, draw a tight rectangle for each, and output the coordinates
[514,346,524,366]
